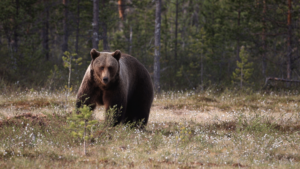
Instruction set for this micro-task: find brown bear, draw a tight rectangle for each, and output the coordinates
[76,49,154,126]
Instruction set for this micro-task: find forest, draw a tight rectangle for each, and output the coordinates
[1,1,300,168]
[1,0,300,91]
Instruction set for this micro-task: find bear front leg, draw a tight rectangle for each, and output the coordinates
[76,85,100,113]
[76,86,104,113]
[76,65,104,112]
[76,93,97,111]
[103,92,127,126]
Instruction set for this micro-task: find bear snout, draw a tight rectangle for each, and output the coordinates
[103,77,109,84]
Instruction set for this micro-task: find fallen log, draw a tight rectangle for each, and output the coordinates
[263,77,300,89]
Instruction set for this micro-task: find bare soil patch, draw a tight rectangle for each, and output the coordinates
[0,112,49,128]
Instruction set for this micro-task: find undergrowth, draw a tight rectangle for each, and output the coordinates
[0,89,299,168]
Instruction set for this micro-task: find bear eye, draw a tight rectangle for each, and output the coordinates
[108,67,112,71]
[100,67,104,70]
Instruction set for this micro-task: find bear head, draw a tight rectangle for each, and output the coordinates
[90,49,121,88]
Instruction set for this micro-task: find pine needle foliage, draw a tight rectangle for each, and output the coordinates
[232,46,253,88]
[62,51,82,99]
[67,105,98,155]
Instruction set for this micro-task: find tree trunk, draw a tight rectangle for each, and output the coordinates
[262,0,266,77]
[287,0,292,79]
[42,1,50,60]
[164,10,171,88]
[236,6,240,61]
[84,120,87,155]
[62,0,69,53]
[174,0,178,70]
[13,0,19,52]
[129,26,132,54]
[102,0,109,51]
[118,0,124,30]
[240,60,243,88]
[93,0,99,50]
[118,0,124,19]
[200,44,204,91]
[75,0,80,54]
[154,0,161,93]
[4,27,11,50]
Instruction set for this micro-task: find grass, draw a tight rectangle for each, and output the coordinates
[0,89,300,168]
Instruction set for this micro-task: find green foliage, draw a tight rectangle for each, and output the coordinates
[104,105,122,127]
[62,51,82,98]
[232,46,253,88]
[47,65,62,90]
[1,0,300,90]
[62,51,82,69]
[68,105,98,141]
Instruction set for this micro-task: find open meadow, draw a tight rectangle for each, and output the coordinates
[0,89,300,168]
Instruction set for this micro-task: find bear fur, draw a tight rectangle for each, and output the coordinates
[76,49,154,126]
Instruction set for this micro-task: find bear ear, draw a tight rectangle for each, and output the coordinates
[112,50,121,61]
[90,48,100,60]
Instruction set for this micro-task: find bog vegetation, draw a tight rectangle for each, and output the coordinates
[0,89,300,168]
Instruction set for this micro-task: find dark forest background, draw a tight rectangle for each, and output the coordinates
[1,0,300,92]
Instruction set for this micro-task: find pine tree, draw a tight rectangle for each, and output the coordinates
[232,46,253,88]
[68,105,98,155]
[62,51,82,102]
[154,0,161,93]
